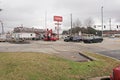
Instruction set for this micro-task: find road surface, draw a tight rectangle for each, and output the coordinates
[0,38,120,60]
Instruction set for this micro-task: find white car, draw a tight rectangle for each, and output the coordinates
[0,35,6,42]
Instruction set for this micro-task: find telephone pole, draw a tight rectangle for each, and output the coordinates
[101,6,104,37]
[0,9,3,34]
[109,18,111,31]
[70,13,73,36]
[0,21,4,34]
[0,9,2,11]
[45,11,47,30]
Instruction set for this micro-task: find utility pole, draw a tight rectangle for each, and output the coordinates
[0,9,3,34]
[0,9,2,11]
[0,21,4,34]
[109,18,112,36]
[45,11,47,30]
[109,18,111,31]
[70,13,72,36]
[101,6,103,37]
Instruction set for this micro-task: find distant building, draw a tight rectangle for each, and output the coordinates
[13,27,46,40]
[13,27,46,33]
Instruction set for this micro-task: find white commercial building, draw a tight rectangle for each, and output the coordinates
[12,32,36,39]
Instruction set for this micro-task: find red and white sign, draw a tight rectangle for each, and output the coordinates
[54,16,63,22]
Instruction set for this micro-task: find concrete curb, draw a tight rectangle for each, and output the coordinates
[79,52,95,61]
[89,76,110,80]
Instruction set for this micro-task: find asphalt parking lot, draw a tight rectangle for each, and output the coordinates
[0,38,120,60]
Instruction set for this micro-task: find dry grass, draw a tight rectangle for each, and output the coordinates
[0,52,119,80]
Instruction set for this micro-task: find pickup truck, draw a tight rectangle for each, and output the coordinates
[0,34,6,42]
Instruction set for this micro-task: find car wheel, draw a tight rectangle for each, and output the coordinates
[89,40,92,43]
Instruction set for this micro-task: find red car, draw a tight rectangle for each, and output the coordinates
[44,36,57,41]
[110,66,120,80]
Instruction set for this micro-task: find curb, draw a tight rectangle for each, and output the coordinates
[79,52,95,61]
[89,76,110,80]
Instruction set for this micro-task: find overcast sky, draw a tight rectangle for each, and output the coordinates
[0,0,120,32]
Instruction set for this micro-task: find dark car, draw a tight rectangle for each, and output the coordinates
[82,36,103,43]
[72,36,82,42]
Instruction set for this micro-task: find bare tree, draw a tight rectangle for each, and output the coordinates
[84,17,94,27]
[73,18,82,27]
[72,18,82,35]
[84,18,95,34]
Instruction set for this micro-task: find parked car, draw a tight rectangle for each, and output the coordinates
[64,36,82,42]
[0,34,6,42]
[110,66,120,80]
[82,35,103,43]
[101,65,120,80]
[44,36,57,41]
[72,36,82,42]
[64,36,73,42]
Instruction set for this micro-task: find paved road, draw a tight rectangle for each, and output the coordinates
[0,41,90,61]
[79,38,120,60]
[0,38,120,60]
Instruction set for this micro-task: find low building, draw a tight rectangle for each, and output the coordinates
[13,27,46,40]
[103,30,120,37]
[14,27,45,33]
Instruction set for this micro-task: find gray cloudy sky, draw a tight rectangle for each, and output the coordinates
[0,0,120,32]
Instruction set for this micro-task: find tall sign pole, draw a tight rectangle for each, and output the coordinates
[101,6,104,37]
[109,18,111,31]
[0,9,3,34]
[0,21,4,34]
[1,22,4,34]
[45,11,47,30]
[70,13,72,36]
[57,21,59,39]
[54,16,63,40]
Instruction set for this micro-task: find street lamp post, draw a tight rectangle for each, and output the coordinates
[0,9,3,34]
[101,6,103,37]
[70,13,72,36]
[109,18,111,31]
[0,9,2,11]
[0,21,4,34]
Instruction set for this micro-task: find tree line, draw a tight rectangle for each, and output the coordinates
[62,18,102,36]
